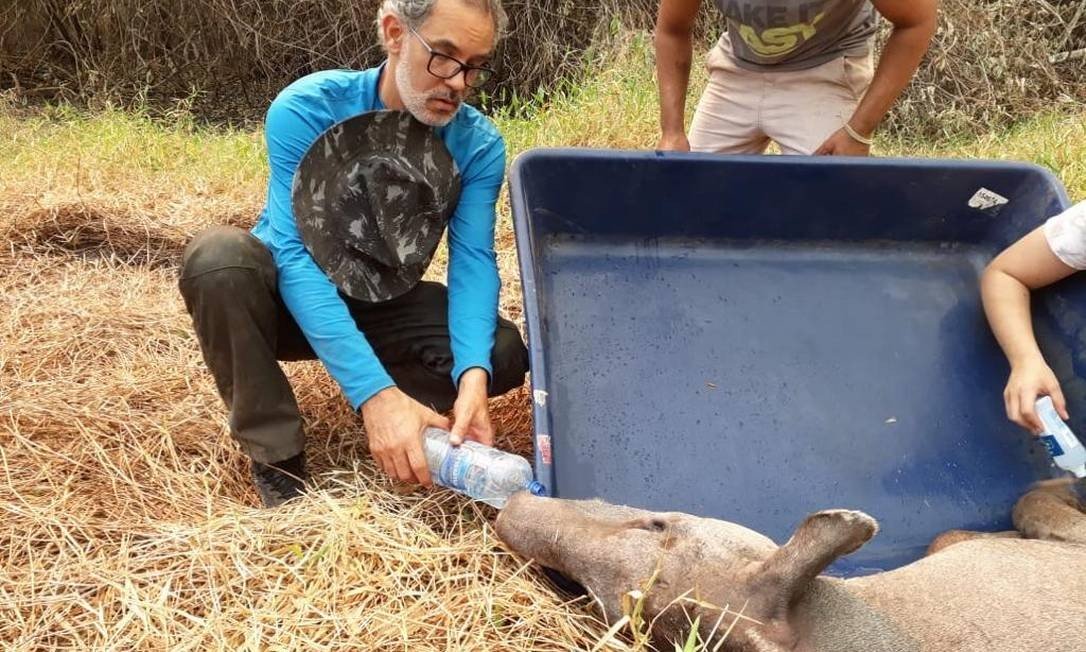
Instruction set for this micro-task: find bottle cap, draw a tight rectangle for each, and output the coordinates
[527,480,547,496]
[1072,465,1086,479]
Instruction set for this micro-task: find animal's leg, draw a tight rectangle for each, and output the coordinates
[925,529,1020,556]
[1013,479,1086,544]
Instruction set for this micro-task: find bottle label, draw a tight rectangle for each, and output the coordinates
[1041,434,1065,458]
[440,447,484,490]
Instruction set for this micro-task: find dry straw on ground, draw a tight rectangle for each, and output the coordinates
[2,8,1083,645]
[0,203,616,649]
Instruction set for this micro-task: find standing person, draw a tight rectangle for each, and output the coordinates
[654,0,937,156]
[179,0,529,507]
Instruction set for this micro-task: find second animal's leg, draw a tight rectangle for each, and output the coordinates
[1013,479,1086,544]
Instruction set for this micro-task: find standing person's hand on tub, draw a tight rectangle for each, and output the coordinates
[982,200,1086,434]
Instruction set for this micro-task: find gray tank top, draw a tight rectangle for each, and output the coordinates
[712,0,877,71]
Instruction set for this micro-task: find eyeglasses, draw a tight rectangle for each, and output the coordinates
[407,26,495,89]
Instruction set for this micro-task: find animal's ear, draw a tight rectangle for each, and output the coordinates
[751,510,877,615]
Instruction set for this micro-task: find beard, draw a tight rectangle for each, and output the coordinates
[394,55,463,127]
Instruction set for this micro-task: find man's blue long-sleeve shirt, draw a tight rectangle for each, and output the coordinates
[251,66,505,410]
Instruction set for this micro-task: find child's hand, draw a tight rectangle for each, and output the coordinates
[1004,356,1068,434]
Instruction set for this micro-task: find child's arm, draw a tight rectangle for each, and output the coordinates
[982,226,1076,433]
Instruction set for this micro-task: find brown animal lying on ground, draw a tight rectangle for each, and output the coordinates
[495,480,1086,651]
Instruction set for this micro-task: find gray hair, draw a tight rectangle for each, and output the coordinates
[377,0,508,46]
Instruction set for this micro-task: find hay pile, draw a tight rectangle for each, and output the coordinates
[0,186,613,648]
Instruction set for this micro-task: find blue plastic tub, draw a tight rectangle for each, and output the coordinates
[509,150,1080,575]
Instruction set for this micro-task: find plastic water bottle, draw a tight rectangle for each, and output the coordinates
[422,428,546,508]
[1035,396,1086,479]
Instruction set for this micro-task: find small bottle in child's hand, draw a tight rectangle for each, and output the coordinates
[1035,396,1086,479]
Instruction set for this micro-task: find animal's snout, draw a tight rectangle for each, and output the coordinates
[503,488,539,513]
[497,490,540,525]
[495,491,547,546]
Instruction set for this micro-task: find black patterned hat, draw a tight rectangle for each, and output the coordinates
[292,110,461,302]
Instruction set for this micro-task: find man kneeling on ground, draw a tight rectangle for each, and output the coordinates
[179,0,528,507]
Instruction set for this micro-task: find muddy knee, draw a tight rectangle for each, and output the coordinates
[178,226,281,360]
[179,227,276,302]
[181,226,275,281]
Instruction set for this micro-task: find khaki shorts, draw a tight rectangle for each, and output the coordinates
[689,37,875,155]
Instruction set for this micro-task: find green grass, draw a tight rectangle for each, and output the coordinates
[0,101,265,204]
[884,112,1086,199]
[3,33,1082,208]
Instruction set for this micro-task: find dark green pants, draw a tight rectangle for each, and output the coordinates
[178,226,529,463]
